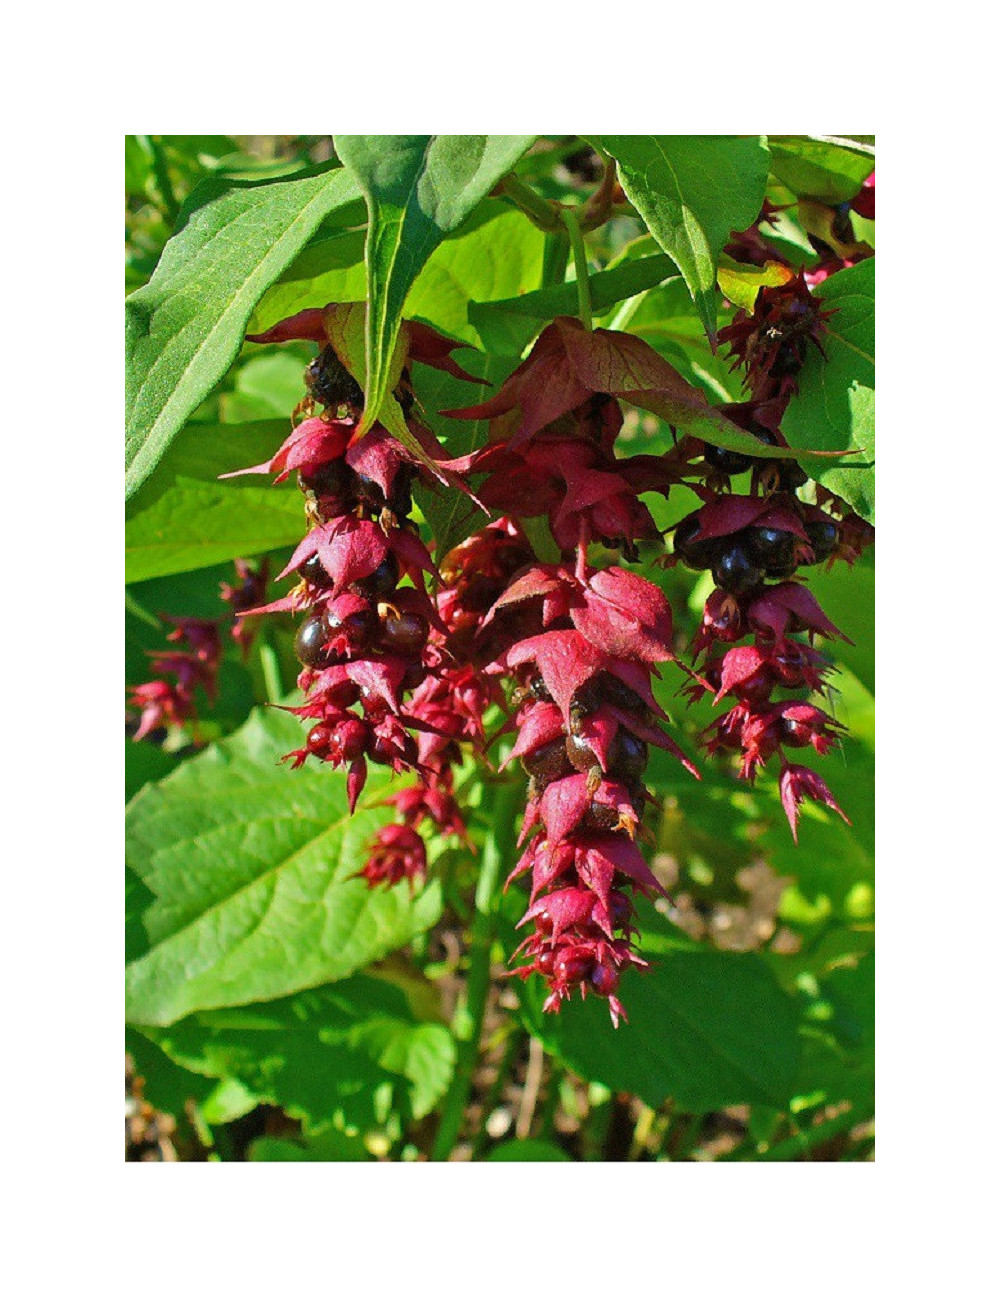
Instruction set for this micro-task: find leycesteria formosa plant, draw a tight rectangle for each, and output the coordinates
[125,135,875,1162]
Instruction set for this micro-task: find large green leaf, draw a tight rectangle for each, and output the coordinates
[334,135,535,433]
[766,136,874,204]
[125,165,362,500]
[125,708,442,1026]
[125,419,302,582]
[249,200,545,351]
[139,975,455,1130]
[405,200,546,346]
[469,253,680,354]
[592,136,770,340]
[246,229,368,337]
[782,260,875,524]
[521,909,800,1110]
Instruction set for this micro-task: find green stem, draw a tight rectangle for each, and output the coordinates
[432,778,521,1161]
[257,630,285,704]
[541,230,571,289]
[562,207,593,330]
[499,175,562,232]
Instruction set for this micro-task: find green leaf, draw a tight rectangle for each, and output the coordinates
[406,200,546,346]
[218,351,313,423]
[126,1025,218,1120]
[247,229,368,336]
[522,914,800,1110]
[486,1138,570,1162]
[766,136,874,204]
[593,136,770,339]
[807,553,875,694]
[334,135,535,434]
[469,253,680,354]
[125,707,442,1026]
[249,1132,370,1161]
[142,975,455,1130]
[125,165,362,501]
[125,419,303,582]
[125,739,183,803]
[782,260,875,523]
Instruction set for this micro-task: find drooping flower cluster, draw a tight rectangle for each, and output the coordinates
[237,287,872,1023]
[219,558,269,658]
[127,616,222,742]
[481,555,698,1025]
[128,559,270,744]
[664,261,874,838]
[355,521,532,888]
[437,328,722,1021]
[232,307,511,898]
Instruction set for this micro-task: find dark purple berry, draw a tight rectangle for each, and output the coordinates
[608,730,648,785]
[712,544,763,596]
[804,518,839,563]
[673,513,719,570]
[590,964,620,997]
[522,738,574,787]
[378,610,429,657]
[746,525,796,571]
[780,715,813,747]
[295,615,334,668]
[298,553,332,588]
[702,444,753,476]
[298,458,353,503]
[355,552,400,599]
[305,346,363,410]
[323,605,378,657]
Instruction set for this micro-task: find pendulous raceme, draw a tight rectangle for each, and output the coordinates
[227,269,872,1022]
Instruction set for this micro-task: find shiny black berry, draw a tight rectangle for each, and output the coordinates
[378,610,429,657]
[295,615,334,668]
[323,605,378,657]
[673,513,718,570]
[804,518,839,563]
[702,444,753,476]
[747,525,796,571]
[780,715,814,747]
[298,553,331,588]
[305,346,363,410]
[298,458,353,503]
[712,544,763,596]
[522,738,574,787]
[355,552,400,599]
[574,673,647,719]
[608,730,649,785]
[778,459,809,490]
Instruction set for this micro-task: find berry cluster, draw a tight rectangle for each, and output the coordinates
[483,556,696,1026]
[663,242,874,837]
[356,522,531,888]
[246,411,441,814]
[237,278,873,1023]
